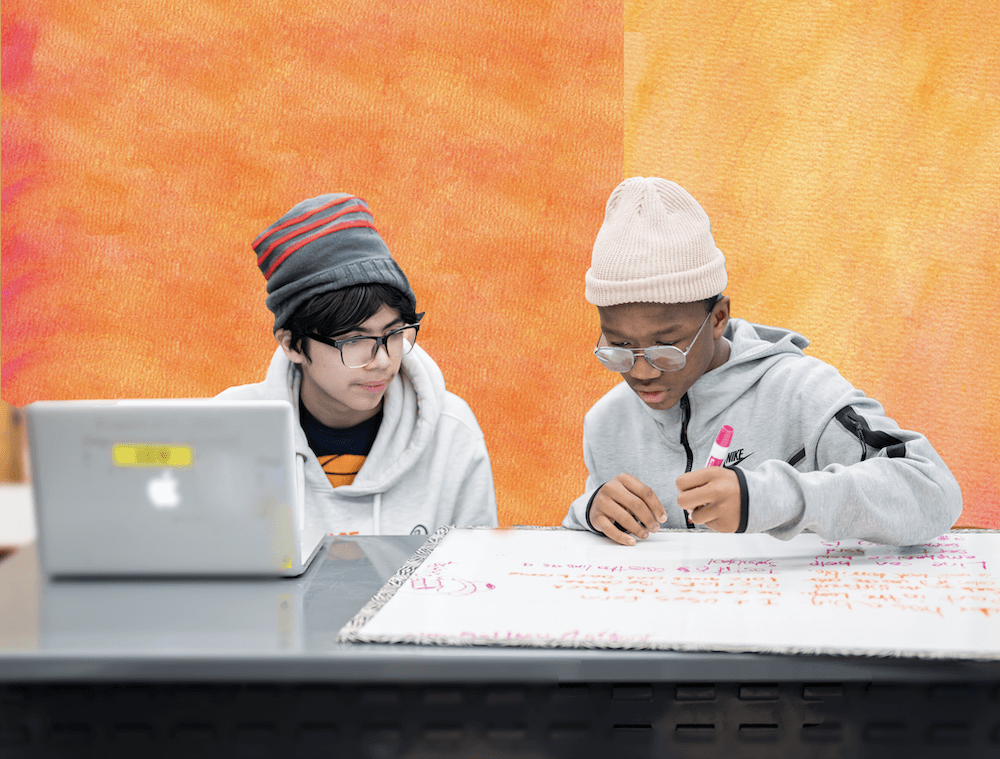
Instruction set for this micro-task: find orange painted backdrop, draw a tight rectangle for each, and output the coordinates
[2,0,622,527]
[3,0,997,527]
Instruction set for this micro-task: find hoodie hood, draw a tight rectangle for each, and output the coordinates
[217,343,497,536]
[257,344,447,496]
[641,318,810,436]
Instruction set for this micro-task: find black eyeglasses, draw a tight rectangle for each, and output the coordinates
[307,323,421,368]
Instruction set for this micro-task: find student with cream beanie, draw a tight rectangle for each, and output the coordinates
[563,177,961,545]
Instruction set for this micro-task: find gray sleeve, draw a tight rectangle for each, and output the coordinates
[743,391,962,545]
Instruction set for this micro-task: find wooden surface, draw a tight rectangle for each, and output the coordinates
[0,402,26,484]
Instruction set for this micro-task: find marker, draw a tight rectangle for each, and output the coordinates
[704,424,734,468]
[684,424,735,528]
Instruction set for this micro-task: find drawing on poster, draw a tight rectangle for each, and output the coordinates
[338,527,1000,659]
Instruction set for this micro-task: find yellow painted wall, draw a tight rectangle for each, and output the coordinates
[625,0,999,527]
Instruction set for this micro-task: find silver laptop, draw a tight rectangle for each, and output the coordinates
[26,399,326,577]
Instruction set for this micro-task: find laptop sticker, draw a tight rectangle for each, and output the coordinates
[113,444,193,468]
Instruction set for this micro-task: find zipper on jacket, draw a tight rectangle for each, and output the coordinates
[851,419,868,462]
[679,393,695,529]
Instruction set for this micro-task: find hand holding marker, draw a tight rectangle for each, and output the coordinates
[684,424,734,528]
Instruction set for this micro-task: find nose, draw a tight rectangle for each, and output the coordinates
[366,341,393,369]
[627,354,662,381]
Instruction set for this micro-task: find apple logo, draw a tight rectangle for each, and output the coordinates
[147,470,181,509]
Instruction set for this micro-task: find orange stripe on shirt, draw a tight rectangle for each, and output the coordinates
[318,453,367,488]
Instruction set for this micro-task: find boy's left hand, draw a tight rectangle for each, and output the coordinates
[675,467,741,533]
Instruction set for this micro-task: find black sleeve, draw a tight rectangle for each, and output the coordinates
[583,484,607,532]
[730,466,749,533]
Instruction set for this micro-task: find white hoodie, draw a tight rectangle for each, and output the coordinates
[218,345,498,535]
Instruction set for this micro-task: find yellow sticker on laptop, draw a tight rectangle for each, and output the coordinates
[113,444,193,468]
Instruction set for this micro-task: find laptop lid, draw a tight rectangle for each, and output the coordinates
[27,399,325,577]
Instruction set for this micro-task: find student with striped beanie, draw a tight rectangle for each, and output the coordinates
[219,193,498,537]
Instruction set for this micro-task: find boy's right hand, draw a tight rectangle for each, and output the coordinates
[588,474,667,546]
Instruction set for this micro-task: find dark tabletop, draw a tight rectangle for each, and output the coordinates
[0,535,996,683]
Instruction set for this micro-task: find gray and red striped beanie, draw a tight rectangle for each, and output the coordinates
[253,193,416,333]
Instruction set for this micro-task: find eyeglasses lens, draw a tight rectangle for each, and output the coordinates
[645,347,686,372]
[594,346,686,373]
[341,327,418,368]
[595,348,634,372]
[399,328,417,353]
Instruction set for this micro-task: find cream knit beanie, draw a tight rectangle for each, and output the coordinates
[585,177,727,306]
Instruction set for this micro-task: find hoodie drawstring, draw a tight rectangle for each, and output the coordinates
[373,492,382,535]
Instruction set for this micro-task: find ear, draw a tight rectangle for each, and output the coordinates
[711,296,731,338]
[276,329,305,365]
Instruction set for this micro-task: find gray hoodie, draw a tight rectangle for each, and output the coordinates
[218,345,498,536]
[563,319,962,545]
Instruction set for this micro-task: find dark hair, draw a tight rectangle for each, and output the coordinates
[285,283,423,362]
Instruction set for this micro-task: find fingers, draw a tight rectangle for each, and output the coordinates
[675,467,731,512]
[675,467,716,492]
[686,503,722,530]
[611,473,667,526]
[591,511,641,546]
[590,474,665,546]
[676,468,741,533]
[687,503,740,533]
[589,469,742,543]
[592,493,652,544]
